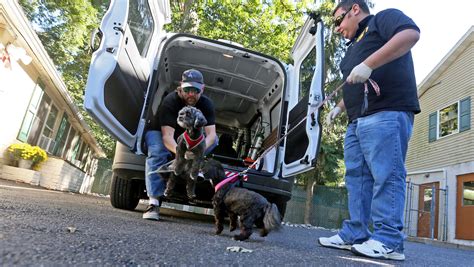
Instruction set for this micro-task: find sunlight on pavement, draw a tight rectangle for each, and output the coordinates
[338,256,394,266]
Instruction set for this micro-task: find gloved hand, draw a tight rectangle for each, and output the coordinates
[347,62,372,84]
[326,106,342,125]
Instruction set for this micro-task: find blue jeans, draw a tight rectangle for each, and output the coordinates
[145,130,218,198]
[338,111,414,253]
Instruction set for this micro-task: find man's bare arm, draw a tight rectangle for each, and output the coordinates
[204,125,217,150]
[161,126,177,154]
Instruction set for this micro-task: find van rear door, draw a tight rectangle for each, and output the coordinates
[84,0,171,149]
[282,15,325,177]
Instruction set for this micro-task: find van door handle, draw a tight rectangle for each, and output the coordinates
[113,26,124,34]
[310,113,316,126]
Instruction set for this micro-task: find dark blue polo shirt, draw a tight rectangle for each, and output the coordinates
[340,9,421,122]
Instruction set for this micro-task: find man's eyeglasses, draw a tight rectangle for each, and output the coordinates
[182,87,201,94]
[334,5,353,27]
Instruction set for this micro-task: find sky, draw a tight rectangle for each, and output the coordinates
[370,0,473,85]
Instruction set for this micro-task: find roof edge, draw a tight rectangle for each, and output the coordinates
[418,26,474,98]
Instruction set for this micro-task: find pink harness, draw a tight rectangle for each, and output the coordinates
[183,131,205,150]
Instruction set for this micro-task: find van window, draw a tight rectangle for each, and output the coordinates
[298,47,316,101]
[128,0,154,57]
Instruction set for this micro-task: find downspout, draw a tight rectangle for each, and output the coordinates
[443,168,448,242]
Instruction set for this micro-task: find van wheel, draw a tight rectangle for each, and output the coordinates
[110,172,140,210]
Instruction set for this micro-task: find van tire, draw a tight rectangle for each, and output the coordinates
[110,172,140,210]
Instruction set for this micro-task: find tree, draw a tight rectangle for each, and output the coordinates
[167,0,316,63]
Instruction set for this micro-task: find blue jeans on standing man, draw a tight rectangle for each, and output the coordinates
[144,130,218,199]
[337,111,414,253]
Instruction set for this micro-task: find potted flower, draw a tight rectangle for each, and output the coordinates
[6,143,48,170]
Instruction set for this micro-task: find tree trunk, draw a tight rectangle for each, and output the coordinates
[304,176,316,224]
[179,0,197,34]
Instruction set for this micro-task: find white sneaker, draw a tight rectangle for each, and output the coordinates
[142,205,160,221]
[318,234,352,250]
[351,239,405,261]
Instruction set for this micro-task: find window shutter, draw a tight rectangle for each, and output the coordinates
[17,84,44,142]
[428,112,437,142]
[460,96,471,132]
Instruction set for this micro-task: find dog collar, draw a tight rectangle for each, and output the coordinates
[214,172,248,192]
[183,131,205,150]
[214,172,240,192]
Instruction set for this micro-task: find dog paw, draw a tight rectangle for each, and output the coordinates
[215,226,223,235]
[229,225,237,232]
[259,229,269,237]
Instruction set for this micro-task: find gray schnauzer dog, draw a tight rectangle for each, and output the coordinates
[166,106,207,200]
[202,159,282,241]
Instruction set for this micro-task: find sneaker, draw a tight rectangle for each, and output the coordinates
[142,205,160,221]
[351,239,405,261]
[318,234,352,250]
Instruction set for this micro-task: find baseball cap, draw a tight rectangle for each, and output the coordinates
[181,69,204,90]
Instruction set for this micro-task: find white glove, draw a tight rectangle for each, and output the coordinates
[326,107,341,125]
[347,62,372,84]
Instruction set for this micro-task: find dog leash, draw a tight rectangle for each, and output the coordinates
[239,79,380,177]
[151,79,380,180]
[212,81,347,189]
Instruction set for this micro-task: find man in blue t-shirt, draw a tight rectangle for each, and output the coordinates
[143,69,217,221]
[318,0,420,261]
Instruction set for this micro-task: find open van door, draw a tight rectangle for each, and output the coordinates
[282,14,325,177]
[84,0,171,149]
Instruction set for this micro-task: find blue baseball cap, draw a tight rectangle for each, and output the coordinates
[181,69,204,90]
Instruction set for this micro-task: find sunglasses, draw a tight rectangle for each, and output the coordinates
[182,86,201,94]
[334,5,353,27]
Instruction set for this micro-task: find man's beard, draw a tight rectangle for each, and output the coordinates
[185,97,197,106]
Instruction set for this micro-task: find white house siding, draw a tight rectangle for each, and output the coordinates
[405,28,474,247]
[0,59,37,166]
[407,43,474,171]
[39,157,87,192]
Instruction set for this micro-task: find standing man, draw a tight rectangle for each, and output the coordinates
[143,69,217,221]
[318,0,420,261]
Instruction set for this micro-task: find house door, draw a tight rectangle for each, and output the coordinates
[456,173,474,240]
[417,182,439,239]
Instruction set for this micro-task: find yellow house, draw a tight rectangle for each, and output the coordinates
[0,0,105,192]
[406,26,473,246]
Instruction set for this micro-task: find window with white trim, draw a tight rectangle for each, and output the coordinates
[428,97,471,142]
[439,102,458,138]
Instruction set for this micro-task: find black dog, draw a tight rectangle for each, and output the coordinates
[202,159,282,241]
[166,106,207,200]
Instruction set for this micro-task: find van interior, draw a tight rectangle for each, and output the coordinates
[148,34,287,173]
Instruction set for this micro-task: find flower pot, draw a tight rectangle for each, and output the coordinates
[18,159,33,169]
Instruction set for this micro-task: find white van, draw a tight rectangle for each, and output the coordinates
[84,0,325,217]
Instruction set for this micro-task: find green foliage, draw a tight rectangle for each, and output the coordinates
[167,0,315,63]
[19,0,115,158]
